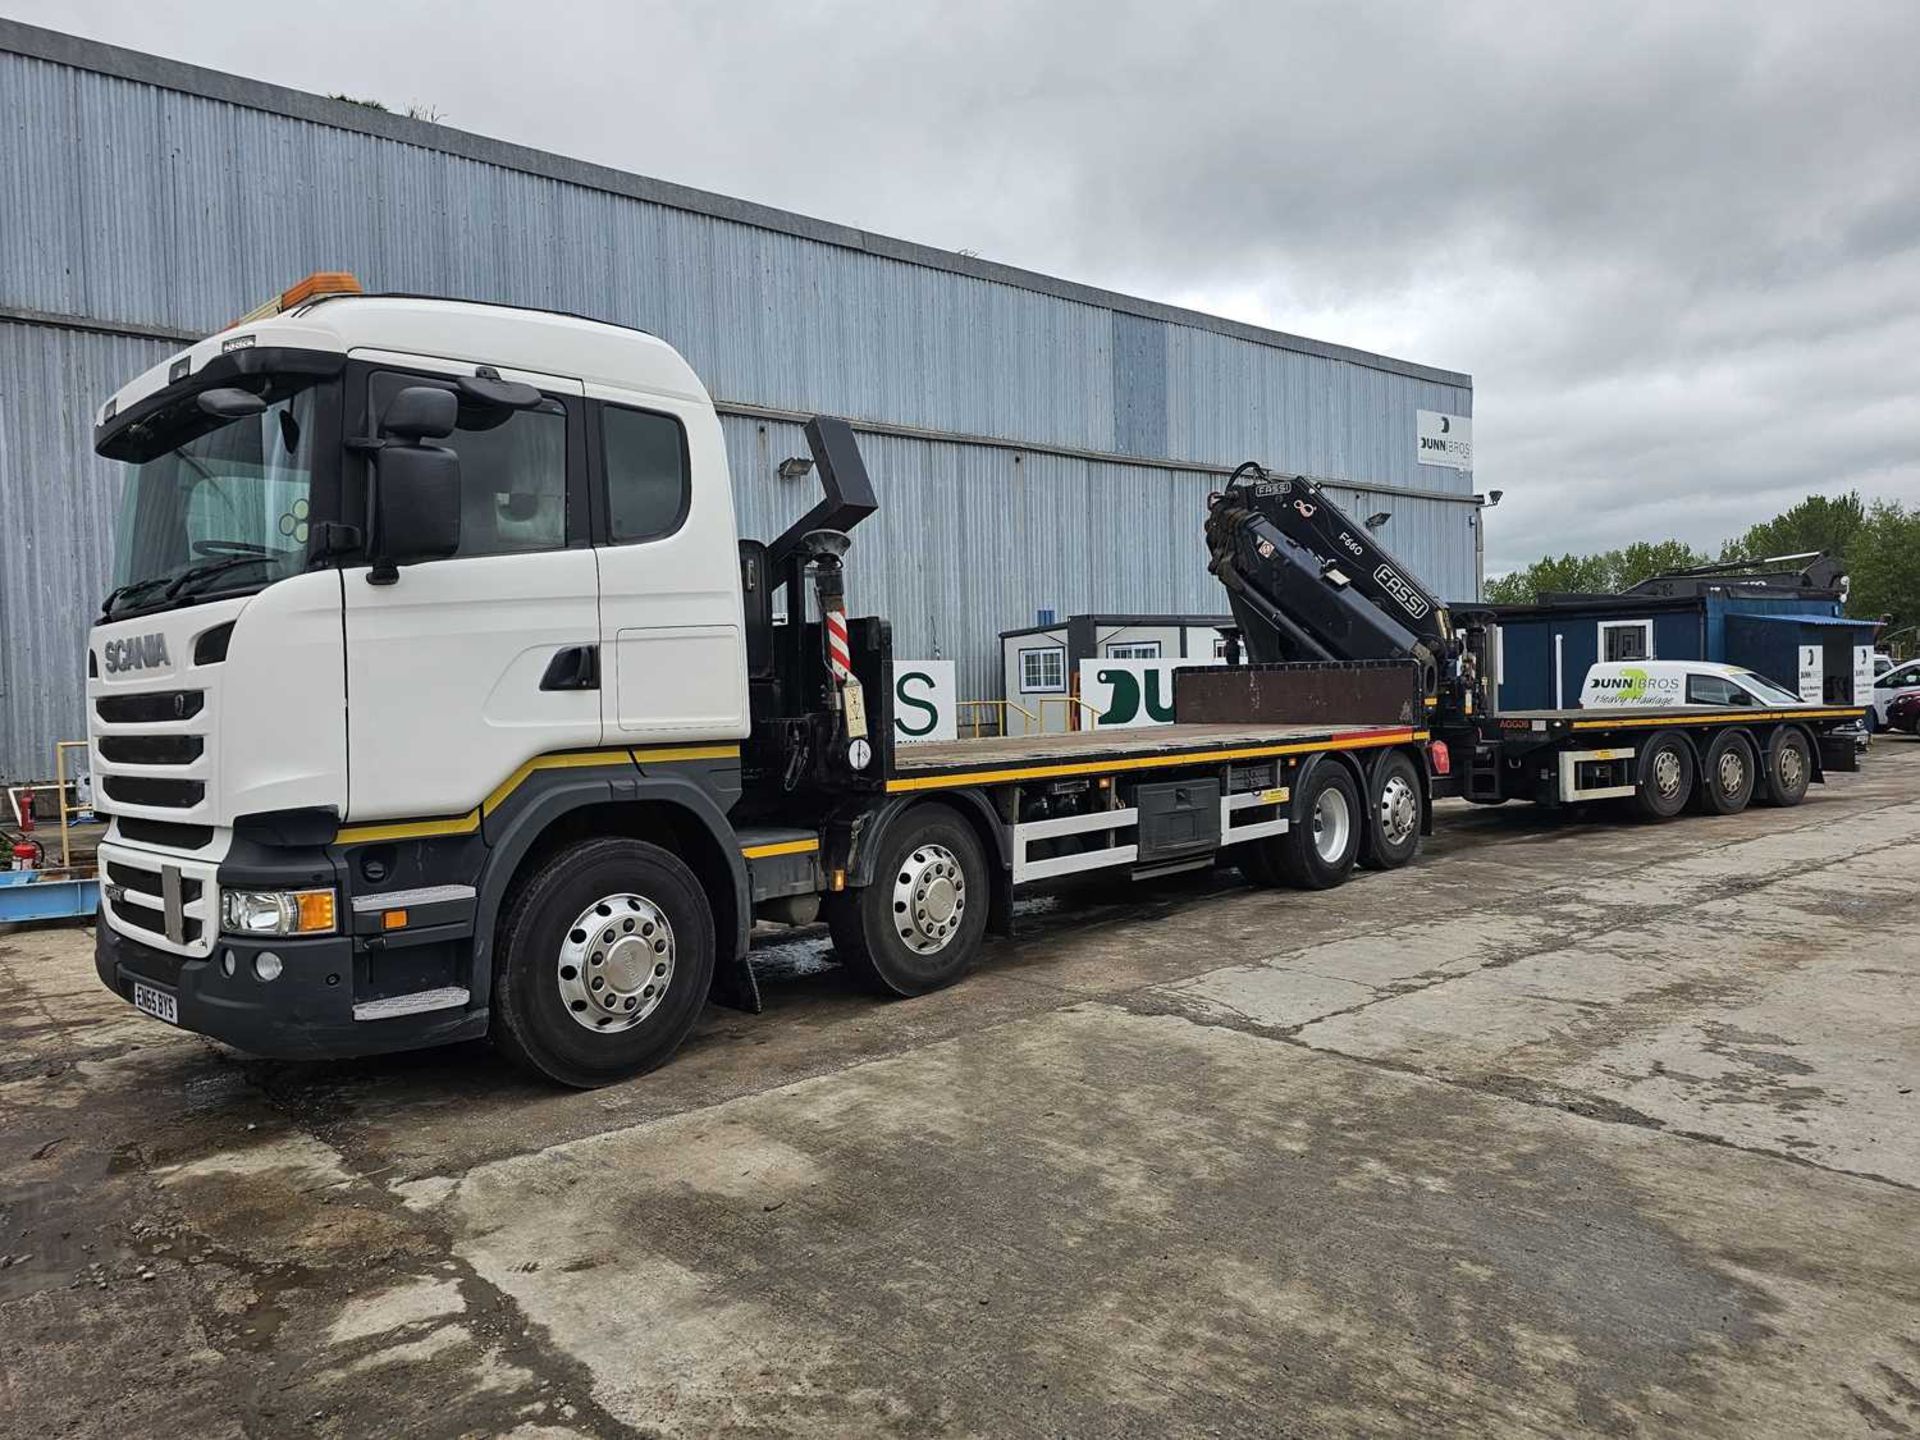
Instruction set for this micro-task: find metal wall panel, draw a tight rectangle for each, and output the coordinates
[0,321,173,780]
[0,38,1476,779]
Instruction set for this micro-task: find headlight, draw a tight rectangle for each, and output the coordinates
[220,887,336,936]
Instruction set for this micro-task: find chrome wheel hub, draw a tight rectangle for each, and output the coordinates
[1716,749,1745,795]
[1651,749,1683,799]
[893,843,965,955]
[1311,788,1352,863]
[1779,746,1805,790]
[1377,775,1418,845]
[559,893,674,1032]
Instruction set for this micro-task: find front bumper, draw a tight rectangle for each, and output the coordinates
[96,921,487,1060]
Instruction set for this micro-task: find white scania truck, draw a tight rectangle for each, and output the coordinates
[84,275,1864,1086]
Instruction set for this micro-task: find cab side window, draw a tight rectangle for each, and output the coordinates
[371,373,568,558]
[601,404,689,543]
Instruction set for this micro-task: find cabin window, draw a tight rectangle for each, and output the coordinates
[1599,619,1653,663]
[1105,641,1162,660]
[1019,646,1066,694]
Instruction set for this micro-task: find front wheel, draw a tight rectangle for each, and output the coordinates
[490,837,715,1088]
[827,803,990,996]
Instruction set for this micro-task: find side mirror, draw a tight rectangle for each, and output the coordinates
[197,387,268,420]
[367,445,461,583]
[381,385,458,441]
[367,388,461,584]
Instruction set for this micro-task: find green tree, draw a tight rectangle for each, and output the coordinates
[1723,492,1865,563]
[1486,539,1707,605]
[1847,500,1920,638]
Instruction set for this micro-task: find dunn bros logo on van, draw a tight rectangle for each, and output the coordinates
[1577,661,1820,711]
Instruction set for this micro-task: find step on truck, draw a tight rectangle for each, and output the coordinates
[84,276,1865,1086]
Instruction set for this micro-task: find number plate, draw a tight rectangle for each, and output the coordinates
[132,982,178,1026]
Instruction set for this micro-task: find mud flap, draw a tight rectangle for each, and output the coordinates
[710,949,764,1014]
[1817,732,1859,774]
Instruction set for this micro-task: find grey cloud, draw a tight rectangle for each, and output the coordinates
[7,0,1916,572]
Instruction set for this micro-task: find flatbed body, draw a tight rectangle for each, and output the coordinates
[887,721,1421,789]
[1492,704,1862,730]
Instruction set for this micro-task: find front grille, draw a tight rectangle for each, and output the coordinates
[102,775,205,810]
[115,817,215,850]
[105,860,203,907]
[114,894,204,945]
[96,690,204,724]
[98,733,204,765]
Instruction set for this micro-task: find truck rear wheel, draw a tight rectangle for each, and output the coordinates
[1632,731,1694,820]
[1696,731,1756,815]
[490,837,715,1088]
[828,803,988,997]
[1758,727,1812,807]
[1360,751,1423,870]
[1269,761,1363,889]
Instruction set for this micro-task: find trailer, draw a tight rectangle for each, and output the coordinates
[78,275,1863,1087]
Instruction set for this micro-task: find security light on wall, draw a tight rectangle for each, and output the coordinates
[1364,511,1392,531]
[1488,490,1504,507]
[778,456,814,481]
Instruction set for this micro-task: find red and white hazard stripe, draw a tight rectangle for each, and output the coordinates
[825,606,853,683]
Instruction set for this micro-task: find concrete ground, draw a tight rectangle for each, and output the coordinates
[3,741,1918,1439]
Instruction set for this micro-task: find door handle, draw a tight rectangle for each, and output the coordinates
[540,645,600,691]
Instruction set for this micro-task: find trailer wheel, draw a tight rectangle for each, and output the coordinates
[490,837,715,1089]
[828,803,989,997]
[1758,727,1812,807]
[1270,762,1363,889]
[1632,731,1694,820]
[1696,731,1756,815]
[1360,751,1423,870]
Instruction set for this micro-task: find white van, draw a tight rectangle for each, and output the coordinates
[1579,660,1815,711]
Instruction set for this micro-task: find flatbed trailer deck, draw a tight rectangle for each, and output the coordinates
[887,722,1423,788]
[1493,705,1863,730]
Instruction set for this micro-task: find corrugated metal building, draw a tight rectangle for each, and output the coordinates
[0,19,1476,782]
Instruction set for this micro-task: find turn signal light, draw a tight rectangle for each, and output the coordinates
[234,271,363,325]
[295,889,338,933]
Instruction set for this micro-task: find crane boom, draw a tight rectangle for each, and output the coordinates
[1204,464,1487,724]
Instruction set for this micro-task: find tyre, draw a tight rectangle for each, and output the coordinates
[827,803,989,997]
[490,837,715,1088]
[1695,730,1756,815]
[1757,727,1812,807]
[1269,761,1363,890]
[1359,750,1423,870]
[1632,730,1694,820]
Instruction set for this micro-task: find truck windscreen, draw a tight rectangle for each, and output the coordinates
[104,379,325,619]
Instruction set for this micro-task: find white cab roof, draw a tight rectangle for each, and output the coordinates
[99,295,711,425]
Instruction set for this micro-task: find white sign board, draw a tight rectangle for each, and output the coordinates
[1417,410,1473,470]
[1797,645,1822,704]
[1853,645,1874,706]
[891,660,956,744]
[1078,658,1221,730]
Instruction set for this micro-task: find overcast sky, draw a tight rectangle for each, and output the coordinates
[8,0,1917,571]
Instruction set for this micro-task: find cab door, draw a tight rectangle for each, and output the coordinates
[341,355,600,823]
[585,386,748,742]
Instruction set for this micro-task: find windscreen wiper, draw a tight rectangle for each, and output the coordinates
[161,554,279,603]
[100,575,175,619]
